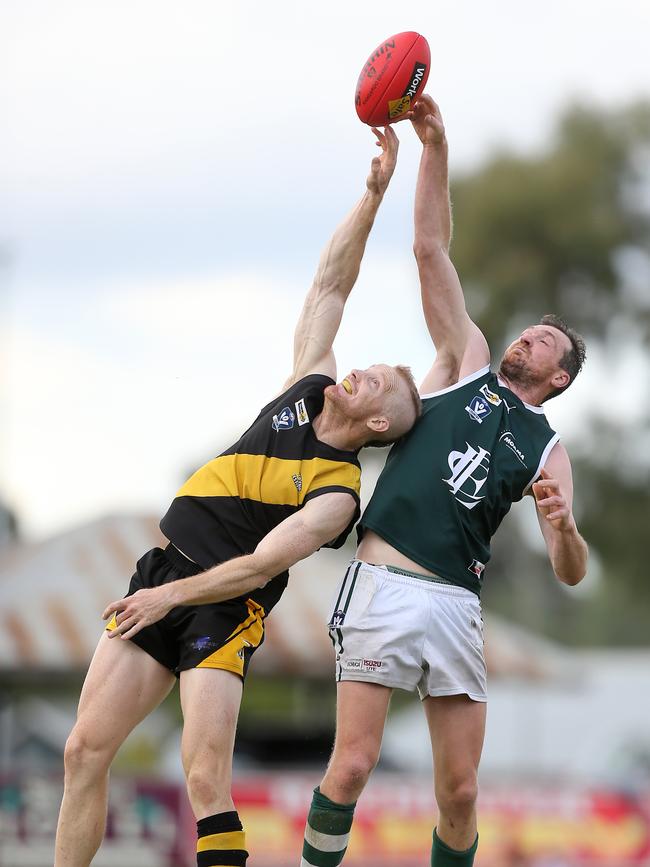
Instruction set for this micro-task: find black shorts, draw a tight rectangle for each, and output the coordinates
[107,545,266,678]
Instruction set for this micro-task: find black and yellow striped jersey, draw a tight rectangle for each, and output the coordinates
[160,374,361,614]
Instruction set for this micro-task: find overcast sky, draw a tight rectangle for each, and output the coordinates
[2,0,649,539]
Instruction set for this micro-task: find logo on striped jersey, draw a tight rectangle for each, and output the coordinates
[272,406,295,431]
[295,398,310,426]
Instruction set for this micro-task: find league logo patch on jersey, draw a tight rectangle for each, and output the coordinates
[295,398,310,426]
[479,383,502,406]
[465,396,492,424]
[468,559,486,578]
[292,473,303,492]
[329,609,346,628]
[272,406,295,431]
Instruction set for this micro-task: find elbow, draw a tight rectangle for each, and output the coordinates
[556,571,585,587]
[256,573,273,589]
[311,275,343,301]
[555,549,589,587]
[252,569,273,590]
[413,240,449,264]
[247,552,276,590]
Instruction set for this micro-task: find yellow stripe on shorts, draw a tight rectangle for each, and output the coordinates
[197,599,265,675]
[105,614,118,631]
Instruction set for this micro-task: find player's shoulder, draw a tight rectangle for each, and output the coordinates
[524,441,572,499]
[279,372,335,396]
[261,373,334,414]
[545,439,571,471]
[420,364,491,400]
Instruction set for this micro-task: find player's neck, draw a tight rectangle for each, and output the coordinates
[312,409,364,452]
[497,374,544,407]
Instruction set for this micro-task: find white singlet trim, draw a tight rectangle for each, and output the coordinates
[524,432,561,493]
[420,365,491,400]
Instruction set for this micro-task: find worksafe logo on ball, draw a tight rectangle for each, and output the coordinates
[272,406,295,431]
[465,395,492,424]
[388,61,427,119]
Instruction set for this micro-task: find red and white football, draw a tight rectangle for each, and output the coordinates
[355,31,430,126]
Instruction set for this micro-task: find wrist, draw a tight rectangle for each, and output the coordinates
[167,579,188,607]
[554,515,578,536]
[364,186,385,205]
[422,136,447,151]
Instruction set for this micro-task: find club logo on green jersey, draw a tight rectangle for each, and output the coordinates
[444,443,491,510]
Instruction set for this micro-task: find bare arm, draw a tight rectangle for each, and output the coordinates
[410,96,489,393]
[103,492,357,640]
[283,127,399,388]
[531,444,588,585]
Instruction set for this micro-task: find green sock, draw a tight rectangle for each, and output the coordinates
[301,787,356,866]
[431,828,478,866]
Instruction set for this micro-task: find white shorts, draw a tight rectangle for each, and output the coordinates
[328,560,487,702]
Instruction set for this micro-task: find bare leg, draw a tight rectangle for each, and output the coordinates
[320,681,392,804]
[179,668,243,819]
[423,694,486,851]
[300,682,392,867]
[54,634,175,867]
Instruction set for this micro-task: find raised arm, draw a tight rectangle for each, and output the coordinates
[283,126,398,388]
[532,445,588,585]
[103,492,357,640]
[410,96,489,393]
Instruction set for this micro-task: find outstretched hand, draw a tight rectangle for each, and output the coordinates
[366,125,399,196]
[532,467,574,532]
[102,585,174,641]
[410,94,446,146]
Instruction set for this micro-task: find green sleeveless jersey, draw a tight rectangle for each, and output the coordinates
[360,366,559,596]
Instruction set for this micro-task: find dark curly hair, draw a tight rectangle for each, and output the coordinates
[540,314,586,400]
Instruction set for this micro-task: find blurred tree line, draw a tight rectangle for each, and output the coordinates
[449,100,650,646]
